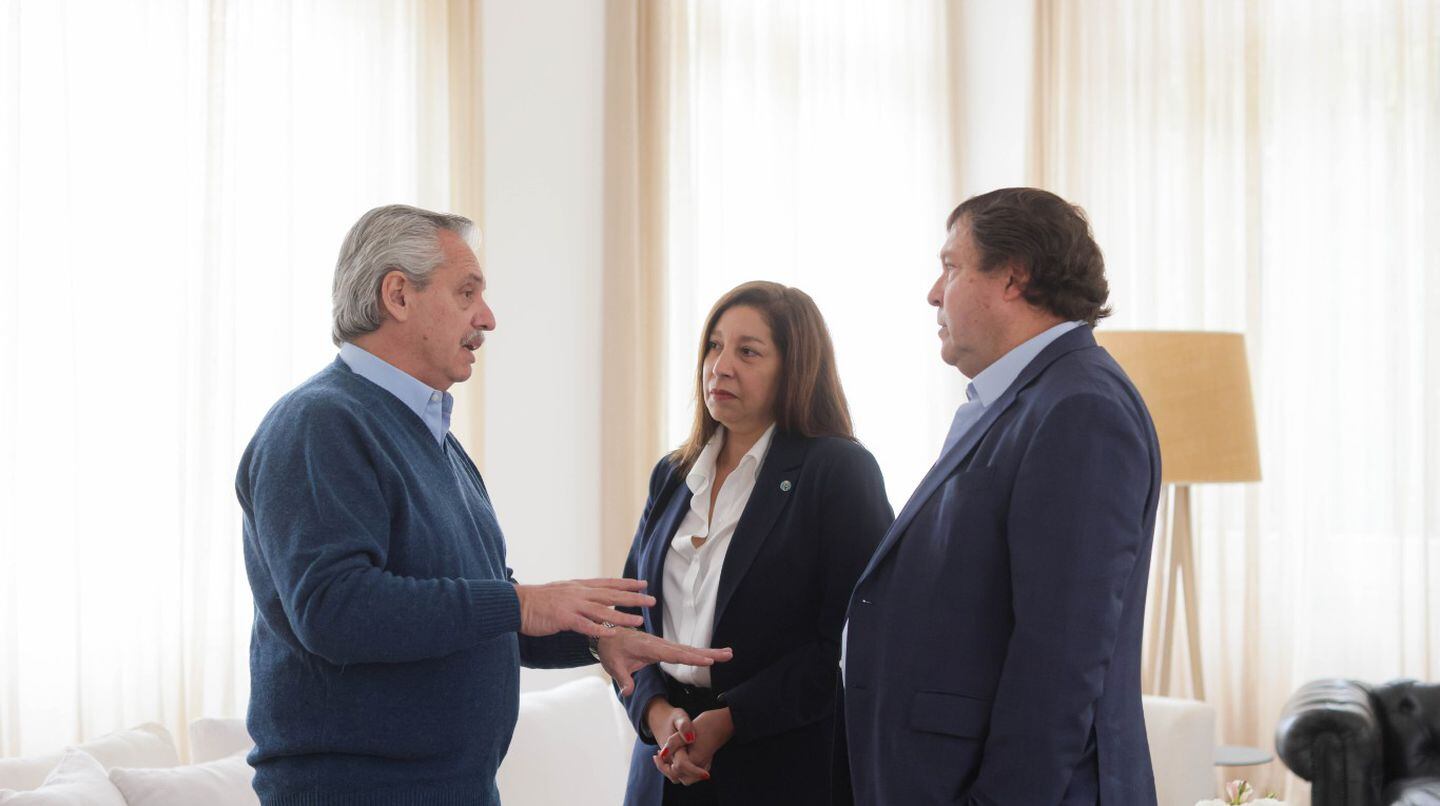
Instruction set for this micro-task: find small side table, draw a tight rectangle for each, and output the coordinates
[1214,745,1274,767]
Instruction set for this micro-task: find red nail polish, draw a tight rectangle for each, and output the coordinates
[685,732,696,742]
[701,772,711,780]
[659,747,669,760]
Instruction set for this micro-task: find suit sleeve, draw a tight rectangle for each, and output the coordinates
[719,445,893,744]
[240,401,521,666]
[965,393,1153,805]
[618,458,678,744]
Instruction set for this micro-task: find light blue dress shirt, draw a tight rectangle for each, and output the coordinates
[939,320,1084,457]
[338,342,453,447]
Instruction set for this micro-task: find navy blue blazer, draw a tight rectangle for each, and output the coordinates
[841,325,1162,805]
[618,431,893,806]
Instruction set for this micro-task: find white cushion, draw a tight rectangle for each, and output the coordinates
[109,752,258,806]
[498,675,634,806]
[0,758,54,796]
[0,723,179,792]
[0,749,127,805]
[188,719,253,764]
[1142,694,1218,806]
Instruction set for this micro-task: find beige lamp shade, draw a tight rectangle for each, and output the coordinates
[1094,330,1261,485]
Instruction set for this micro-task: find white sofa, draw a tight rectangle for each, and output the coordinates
[1144,694,1220,806]
[0,679,1217,805]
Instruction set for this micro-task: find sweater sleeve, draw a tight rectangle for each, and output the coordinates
[241,398,521,666]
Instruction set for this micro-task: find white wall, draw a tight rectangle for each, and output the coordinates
[480,0,608,691]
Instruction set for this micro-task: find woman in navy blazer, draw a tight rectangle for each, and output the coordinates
[616,281,892,806]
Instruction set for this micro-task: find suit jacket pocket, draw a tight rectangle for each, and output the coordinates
[909,690,992,738]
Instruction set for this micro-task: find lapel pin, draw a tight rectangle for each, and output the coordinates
[780,480,792,492]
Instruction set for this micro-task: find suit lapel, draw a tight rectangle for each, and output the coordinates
[856,326,1099,583]
[713,431,807,630]
[644,474,692,632]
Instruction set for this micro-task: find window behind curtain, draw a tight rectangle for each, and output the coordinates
[661,0,962,508]
[0,0,465,755]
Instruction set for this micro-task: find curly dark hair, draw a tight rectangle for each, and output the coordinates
[947,188,1112,326]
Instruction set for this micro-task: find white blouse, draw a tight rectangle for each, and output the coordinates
[659,423,777,686]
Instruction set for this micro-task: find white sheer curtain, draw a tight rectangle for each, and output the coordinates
[1035,0,1440,799]
[0,0,477,758]
[661,0,962,506]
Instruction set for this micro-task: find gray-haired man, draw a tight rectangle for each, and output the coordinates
[236,205,729,805]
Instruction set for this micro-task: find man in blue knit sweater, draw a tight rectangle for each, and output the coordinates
[236,205,731,805]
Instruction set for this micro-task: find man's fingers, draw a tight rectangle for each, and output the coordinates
[581,604,644,628]
[575,577,649,592]
[569,610,643,638]
[570,618,614,639]
[642,639,733,666]
[595,606,646,628]
[588,589,656,609]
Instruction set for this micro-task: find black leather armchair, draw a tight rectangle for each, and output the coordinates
[1276,679,1440,805]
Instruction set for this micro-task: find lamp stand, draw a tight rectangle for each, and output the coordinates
[1145,483,1206,700]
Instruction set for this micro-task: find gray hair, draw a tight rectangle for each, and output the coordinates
[331,204,478,345]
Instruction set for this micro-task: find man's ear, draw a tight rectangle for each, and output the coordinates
[1001,262,1031,302]
[378,270,411,323]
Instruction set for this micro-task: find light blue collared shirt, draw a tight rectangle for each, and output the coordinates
[338,342,453,446]
[940,320,1084,457]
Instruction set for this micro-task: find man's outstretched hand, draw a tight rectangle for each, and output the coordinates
[513,578,653,638]
[597,629,733,696]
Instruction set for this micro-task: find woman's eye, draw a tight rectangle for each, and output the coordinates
[741,348,757,357]
[706,341,720,351]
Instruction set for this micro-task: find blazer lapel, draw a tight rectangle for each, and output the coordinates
[856,326,1099,583]
[712,431,807,629]
[644,474,693,632]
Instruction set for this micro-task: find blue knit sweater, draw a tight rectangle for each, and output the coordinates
[237,359,591,805]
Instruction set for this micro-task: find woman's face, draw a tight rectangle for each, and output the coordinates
[703,304,782,435]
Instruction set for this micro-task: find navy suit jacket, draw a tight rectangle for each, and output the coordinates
[618,432,893,806]
[842,325,1161,805]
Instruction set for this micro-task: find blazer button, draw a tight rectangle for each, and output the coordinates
[780,480,792,492]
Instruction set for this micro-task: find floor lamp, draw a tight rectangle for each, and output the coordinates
[1094,331,1261,701]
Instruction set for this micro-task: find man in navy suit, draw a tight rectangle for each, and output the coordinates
[840,188,1162,805]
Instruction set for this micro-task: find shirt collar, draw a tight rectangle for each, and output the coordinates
[968,320,1084,407]
[338,342,453,446]
[686,422,778,494]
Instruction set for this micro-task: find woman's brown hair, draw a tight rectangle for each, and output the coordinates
[670,281,855,473]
